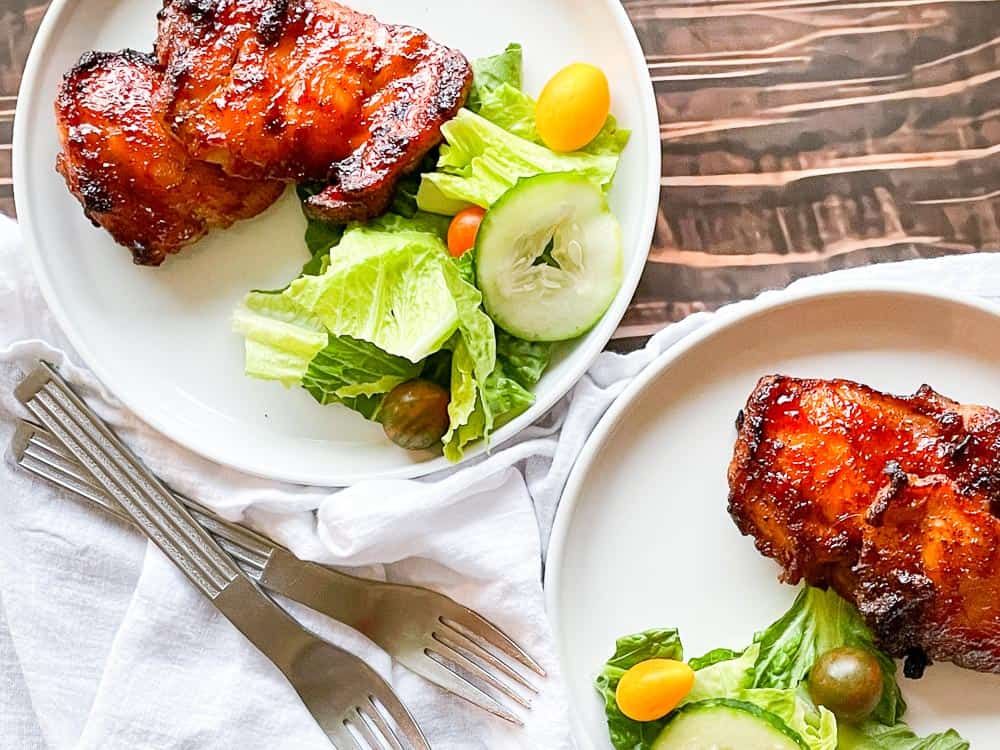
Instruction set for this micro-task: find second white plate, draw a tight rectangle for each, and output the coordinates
[545,284,1000,749]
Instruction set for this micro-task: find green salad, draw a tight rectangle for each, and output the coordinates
[232,44,630,459]
[598,586,969,750]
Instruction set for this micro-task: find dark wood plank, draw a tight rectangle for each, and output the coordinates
[623,0,1000,339]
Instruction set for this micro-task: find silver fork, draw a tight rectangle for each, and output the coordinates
[11,375,545,725]
[14,363,427,750]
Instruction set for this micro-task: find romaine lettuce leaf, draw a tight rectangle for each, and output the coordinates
[496,330,551,389]
[736,688,838,750]
[468,43,523,112]
[684,644,759,704]
[687,647,745,671]
[439,332,549,459]
[452,250,476,286]
[416,109,623,213]
[482,365,534,430]
[363,211,450,238]
[838,722,969,750]
[595,629,684,750]
[281,222,490,366]
[585,115,633,162]
[443,398,488,463]
[439,256,495,385]
[299,335,421,420]
[442,366,529,463]
[236,214,498,452]
[480,333,551,431]
[752,587,905,726]
[232,292,328,386]
[443,339,479,460]
[474,82,536,141]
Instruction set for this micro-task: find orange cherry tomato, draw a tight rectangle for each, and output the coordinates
[447,206,486,257]
[615,659,695,722]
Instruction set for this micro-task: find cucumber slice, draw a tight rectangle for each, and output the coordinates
[651,699,810,750]
[474,173,622,342]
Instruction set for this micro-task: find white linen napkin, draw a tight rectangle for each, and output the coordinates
[3,212,1000,749]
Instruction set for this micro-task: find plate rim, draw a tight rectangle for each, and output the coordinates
[542,280,1000,749]
[12,0,662,485]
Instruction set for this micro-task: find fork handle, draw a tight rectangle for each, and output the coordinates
[16,419,381,630]
[213,575,318,672]
[23,422,275,568]
[15,364,320,670]
[16,364,242,597]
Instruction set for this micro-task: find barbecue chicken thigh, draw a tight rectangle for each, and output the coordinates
[55,50,283,265]
[729,375,1000,673]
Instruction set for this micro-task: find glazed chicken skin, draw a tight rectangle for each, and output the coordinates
[154,0,473,222]
[728,375,1000,673]
[55,50,284,265]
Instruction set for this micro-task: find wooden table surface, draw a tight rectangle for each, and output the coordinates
[2,0,998,346]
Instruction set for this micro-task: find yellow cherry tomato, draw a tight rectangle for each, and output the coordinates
[535,63,611,153]
[615,659,695,722]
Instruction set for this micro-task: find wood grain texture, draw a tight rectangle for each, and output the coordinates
[622,0,1000,337]
[3,0,999,343]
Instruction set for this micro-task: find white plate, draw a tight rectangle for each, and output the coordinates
[13,0,659,485]
[545,284,1000,748]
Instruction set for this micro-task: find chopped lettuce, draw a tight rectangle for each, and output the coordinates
[496,330,551,388]
[467,43,523,112]
[441,331,551,459]
[232,293,328,386]
[482,365,534,431]
[235,215,496,435]
[753,587,905,726]
[688,647,745,671]
[482,331,552,429]
[684,644,759,703]
[439,257,495,385]
[299,335,421,420]
[364,210,450,238]
[417,109,623,214]
[451,249,476,286]
[442,338,481,460]
[475,82,536,141]
[443,394,489,462]
[597,588,968,750]
[740,688,838,750]
[281,222,492,367]
[838,723,969,750]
